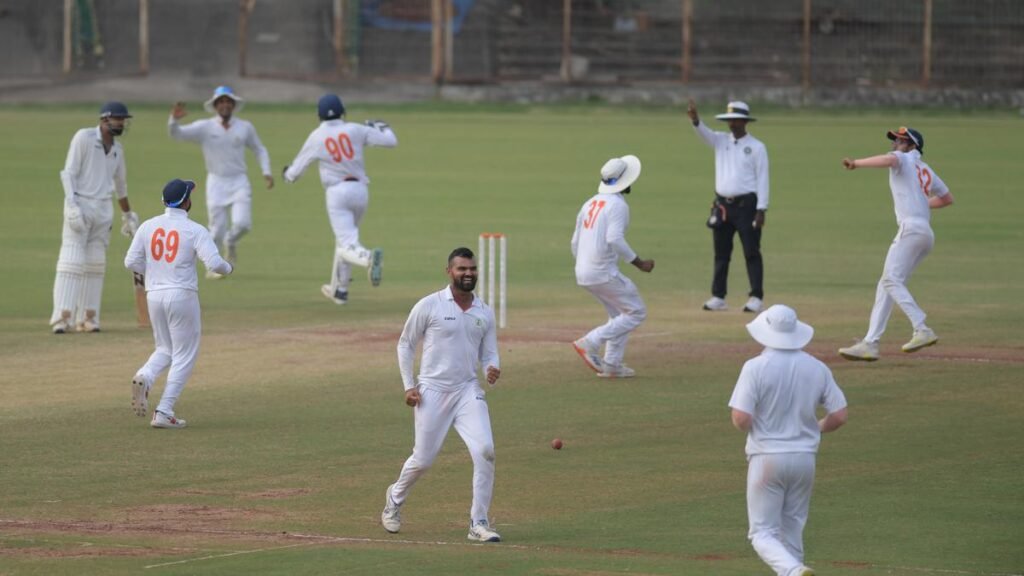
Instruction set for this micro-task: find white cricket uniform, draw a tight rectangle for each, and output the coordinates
[864,150,950,342]
[51,126,128,327]
[283,120,397,291]
[570,192,647,367]
[125,208,232,417]
[390,285,500,524]
[729,348,847,576]
[168,116,271,249]
[694,121,769,208]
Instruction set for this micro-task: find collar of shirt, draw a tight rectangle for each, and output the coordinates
[443,284,480,308]
[732,133,751,145]
[163,207,189,219]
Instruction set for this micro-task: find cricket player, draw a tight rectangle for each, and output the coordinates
[687,99,770,313]
[570,155,654,378]
[282,93,395,305]
[838,127,954,362]
[50,101,140,334]
[125,179,233,429]
[168,86,272,278]
[381,247,503,543]
[729,304,848,576]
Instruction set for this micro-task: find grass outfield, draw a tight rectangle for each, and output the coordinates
[0,104,1021,575]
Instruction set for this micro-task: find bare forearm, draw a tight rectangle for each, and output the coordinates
[819,408,848,433]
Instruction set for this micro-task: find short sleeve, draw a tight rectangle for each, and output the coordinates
[728,360,758,414]
[820,367,847,414]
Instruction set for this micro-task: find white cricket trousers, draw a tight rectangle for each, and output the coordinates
[747,453,817,576]
[205,174,253,249]
[865,218,934,342]
[581,275,647,366]
[325,181,371,291]
[390,385,496,523]
[135,289,201,417]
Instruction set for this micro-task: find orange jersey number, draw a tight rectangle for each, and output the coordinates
[582,200,607,229]
[151,228,180,263]
[915,165,933,197]
[325,133,355,163]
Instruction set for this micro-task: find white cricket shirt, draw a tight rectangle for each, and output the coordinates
[60,127,127,202]
[694,121,770,210]
[283,120,397,188]
[397,285,499,393]
[124,208,233,292]
[888,150,949,226]
[728,348,847,457]
[571,193,637,286]
[168,116,271,178]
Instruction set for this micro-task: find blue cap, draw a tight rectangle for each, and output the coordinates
[99,101,132,118]
[162,179,195,208]
[318,93,345,120]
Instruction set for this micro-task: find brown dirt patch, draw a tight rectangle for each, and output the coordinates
[242,488,314,500]
[0,544,179,559]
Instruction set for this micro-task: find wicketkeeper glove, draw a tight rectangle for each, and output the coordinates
[65,200,85,233]
[120,210,139,237]
[364,119,390,131]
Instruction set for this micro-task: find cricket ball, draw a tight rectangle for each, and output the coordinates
[551,438,563,450]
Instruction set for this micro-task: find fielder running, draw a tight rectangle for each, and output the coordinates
[50,101,140,334]
[125,179,233,429]
[570,155,654,378]
[838,127,954,362]
[729,305,848,576]
[381,247,503,543]
[168,86,272,278]
[282,93,395,305]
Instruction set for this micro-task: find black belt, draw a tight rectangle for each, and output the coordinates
[344,177,359,182]
[716,192,756,204]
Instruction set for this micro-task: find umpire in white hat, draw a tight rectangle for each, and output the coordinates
[687,99,770,314]
[728,304,848,576]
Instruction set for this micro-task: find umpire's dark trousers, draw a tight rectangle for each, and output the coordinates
[711,193,763,299]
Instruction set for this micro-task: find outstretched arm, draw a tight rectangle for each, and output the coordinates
[842,154,897,170]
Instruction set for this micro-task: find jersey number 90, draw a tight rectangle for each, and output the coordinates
[325,134,355,163]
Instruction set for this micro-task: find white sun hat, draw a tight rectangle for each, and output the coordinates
[597,155,642,194]
[715,101,756,122]
[746,304,814,350]
[204,85,245,114]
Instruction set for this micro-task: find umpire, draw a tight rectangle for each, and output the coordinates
[687,99,770,313]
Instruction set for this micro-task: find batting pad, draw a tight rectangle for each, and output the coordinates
[51,272,83,324]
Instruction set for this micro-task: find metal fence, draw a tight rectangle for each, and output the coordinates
[1,0,1021,89]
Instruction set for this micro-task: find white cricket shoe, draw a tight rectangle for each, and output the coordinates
[369,248,383,287]
[742,296,763,313]
[151,411,187,429]
[321,284,348,305]
[597,364,636,379]
[702,297,728,311]
[572,338,604,373]
[131,374,151,417]
[467,519,501,543]
[838,340,879,362]
[77,310,100,333]
[902,328,938,353]
[792,567,815,576]
[381,484,402,533]
[52,318,71,334]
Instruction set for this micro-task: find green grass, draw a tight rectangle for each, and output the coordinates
[0,104,1021,575]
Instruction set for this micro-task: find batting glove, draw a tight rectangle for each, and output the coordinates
[65,200,85,234]
[120,210,139,237]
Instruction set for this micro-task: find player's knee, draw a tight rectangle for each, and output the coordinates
[472,444,496,463]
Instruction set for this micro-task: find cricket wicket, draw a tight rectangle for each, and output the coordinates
[477,233,507,328]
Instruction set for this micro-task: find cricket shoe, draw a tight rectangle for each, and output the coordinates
[838,340,879,362]
[790,567,815,576]
[597,364,636,379]
[572,338,604,373]
[77,310,100,332]
[321,284,348,305]
[369,248,383,287]
[902,328,938,353]
[151,411,187,429]
[742,296,763,313]
[52,311,72,334]
[702,297,728,311]
[467,519,501,543]
[381,484,402,533]
[131,374,151,417]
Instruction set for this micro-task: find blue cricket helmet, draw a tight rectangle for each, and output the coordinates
[99,101,132,118]
[162,179,195,208]
[318,93,345,120]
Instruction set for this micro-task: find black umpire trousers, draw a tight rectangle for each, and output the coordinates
[711,193,763,300]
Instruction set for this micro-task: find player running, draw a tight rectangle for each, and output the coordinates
[282,93,396,305]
